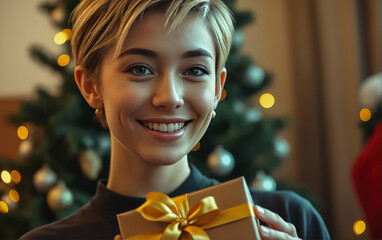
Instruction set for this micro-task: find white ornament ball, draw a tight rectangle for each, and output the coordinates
[47,181,74,212]
[19,139,33,159]
[252,171,277,191]
[245,65,265,87]
[232,31,244,49]
[207,146,235,177]
[359,73,382,111]
[33,164,57,193]
[274,137,290,158]
[79,150,102,180]
[233,101,246,114]
[245,108,262,123]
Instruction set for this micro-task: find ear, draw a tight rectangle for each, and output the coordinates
[74,65,103,109]
[214,67,227,109]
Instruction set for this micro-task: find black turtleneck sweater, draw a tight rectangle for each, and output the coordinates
[20,165,330,240]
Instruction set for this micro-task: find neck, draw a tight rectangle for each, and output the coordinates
[106,140,191,198]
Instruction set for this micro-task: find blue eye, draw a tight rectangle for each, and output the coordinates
[126,64,153,76]
[184,66,210,76]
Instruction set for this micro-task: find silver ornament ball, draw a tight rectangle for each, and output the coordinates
[79,149,103,180]
[47,181,74,212]
[245,65,265,87]
[252,171,277,191]
[274,137,290,158]
[33,164,57,193]
[207,146,235,177]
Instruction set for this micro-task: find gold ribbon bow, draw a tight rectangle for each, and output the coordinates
[127,192,255,240]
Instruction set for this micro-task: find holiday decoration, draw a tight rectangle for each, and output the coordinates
[1,193,17,212]
[207,146,235,177]
[245,107,262,123]
[232,30,244,49]
[359,73,382,112]
[79,150,102,180]
[33,164,57,193]
[251,171,277,191]
[274,137,290,158]
[245,65,265,87]
[47,180,74,212]
[50,2,66,24]
[19,139,33,159]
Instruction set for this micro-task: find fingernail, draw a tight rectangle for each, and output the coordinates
[261,225,269,236]
[256,206,265,215]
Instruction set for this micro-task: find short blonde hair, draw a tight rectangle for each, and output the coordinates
[71,0,234,78]
[70,0,234,124]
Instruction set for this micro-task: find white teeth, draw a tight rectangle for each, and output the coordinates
[159,124,167,132]
[142,121,187,132]
[168,124,175,132]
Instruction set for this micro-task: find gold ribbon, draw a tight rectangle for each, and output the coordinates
[126,192,255,240]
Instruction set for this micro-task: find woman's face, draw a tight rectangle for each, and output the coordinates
[98,10,225,166]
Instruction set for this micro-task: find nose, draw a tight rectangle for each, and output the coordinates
[152,72,184,109]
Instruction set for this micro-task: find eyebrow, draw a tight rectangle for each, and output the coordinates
[118,48,158,59]
[182,48,213,59]
[117,48,213,60]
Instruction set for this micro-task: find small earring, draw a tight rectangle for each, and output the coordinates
[95,108,103,116]
[212,110,216,118]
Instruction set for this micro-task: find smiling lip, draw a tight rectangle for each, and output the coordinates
[137,119,192,142]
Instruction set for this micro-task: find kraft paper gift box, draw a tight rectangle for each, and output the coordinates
[117,177,261,240]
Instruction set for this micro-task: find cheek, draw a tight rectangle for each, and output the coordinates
[187,83,216,115]
[102,84,149,121]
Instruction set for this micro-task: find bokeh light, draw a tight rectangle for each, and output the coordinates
[17,126,28,140]
[259,93,275,109]
[62,29,72,40]
[220,89,227,100]
[360,108,371,122]
[192,142,201,151]
[0,201,8,214]
[11,170,21,184]
[9,190,19,203]
[1,171,11,184]
[57,54,70,67]
[353,220,366,235]
[54,32,67,45]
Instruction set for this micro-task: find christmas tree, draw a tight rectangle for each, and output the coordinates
[0,0,297,238]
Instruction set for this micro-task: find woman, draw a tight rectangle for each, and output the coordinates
[20,0,329,239]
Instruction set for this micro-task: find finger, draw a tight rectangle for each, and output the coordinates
[114,234,122,240]
[260,225,301,240]
[254,205,298,237]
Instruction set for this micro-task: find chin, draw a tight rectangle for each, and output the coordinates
[143,153,186,167]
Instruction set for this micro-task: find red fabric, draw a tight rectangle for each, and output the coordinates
[351,123,381,238]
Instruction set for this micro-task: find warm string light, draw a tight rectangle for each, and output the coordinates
[9,190,19,203]
[57,54,70,67]
[1,170,11,184]
[54,29,72,45]
[10,170,21,184]
[0,169,21,214]
[220,89,227,100]
[259,93,275,109]
[0,201,8,214]
[360,108,371,122]
[17,126,29,140]
[353,220,366,235]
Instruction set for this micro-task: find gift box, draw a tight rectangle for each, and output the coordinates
[117,177,261,240]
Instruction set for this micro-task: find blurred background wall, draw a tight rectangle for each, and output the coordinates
[0,0,380,239]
